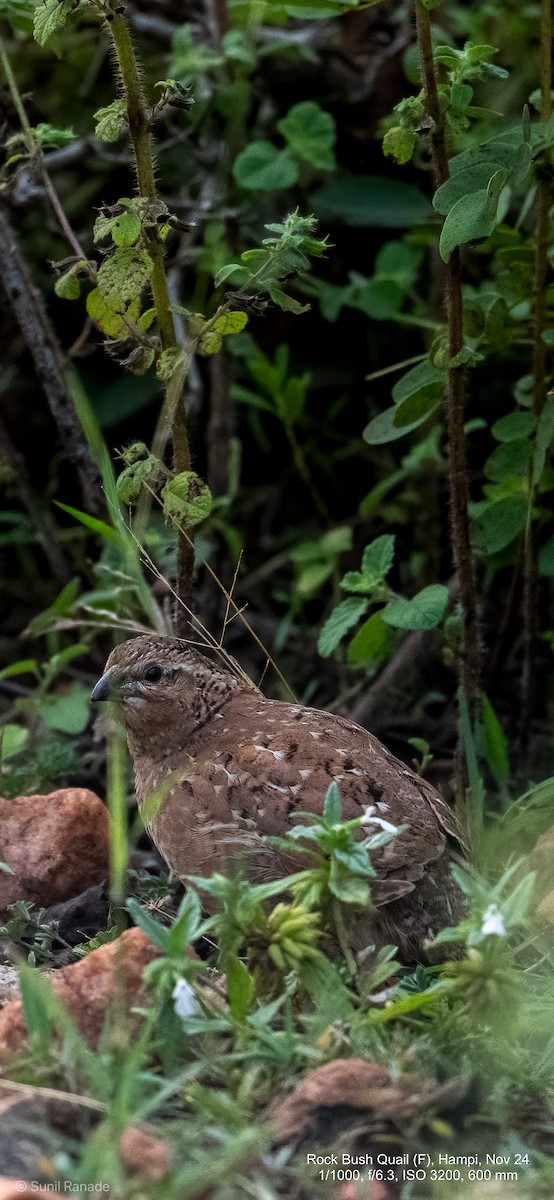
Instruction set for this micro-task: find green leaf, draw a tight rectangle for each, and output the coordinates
[433,163,507,215]
[53,501,118,543]
[361,534,396,583]
[481,696,509,785]
[484,439,532,482]
[363,402,438,445]
[214,311,249,335]
[0,723,29,761]
[54,269,81,300]
[161,472,213,528]
[126,897,169,953]
[94,99,127,143]
[96,248,153,311]
[472,496,527,555]
[86,288,141,338]
[277,101,336,171]
[347,611,387,664]
[318,597,370,656]
[439,171,508,262]
[492,412,536,442]
[39,683,91,734]
[352,276,403,321]
[383,584,448,631]
[393,389,442,429]
[392,359,445,405]
[232,141,298,190]
[533,394,554,485]
[0,660,38,680]
[539,534,554,577]
[382,126,416,165]
[111,211,142,248]
[323,780,342,825]
[226,954,255,1022]
[313,175,432,227]
[33,0,73,46]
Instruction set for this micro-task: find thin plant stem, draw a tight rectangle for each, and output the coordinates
[415,1,481,718]
[107,10,194,630]
[521,0,552,748]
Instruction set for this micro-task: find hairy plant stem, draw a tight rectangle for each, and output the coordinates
[108,10,194,632]
[415,2,480,720]
[521,0,552,749]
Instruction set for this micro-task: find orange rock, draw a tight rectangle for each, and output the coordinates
[271,1058,465,1146]
[119,1126,173,1179]
[0,1181,53,1199]
[0,789,109,914]
[0,928,159,1059]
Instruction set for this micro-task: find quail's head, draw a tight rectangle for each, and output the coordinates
[91,635,243,742]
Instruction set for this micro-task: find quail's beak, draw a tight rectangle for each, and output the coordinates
[91,670,116,702]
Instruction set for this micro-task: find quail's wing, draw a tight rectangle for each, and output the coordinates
[196,694,466,905]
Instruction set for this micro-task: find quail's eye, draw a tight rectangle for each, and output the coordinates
[143,664,162,683]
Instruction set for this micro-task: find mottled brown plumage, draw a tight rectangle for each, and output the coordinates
[92,635,467,962]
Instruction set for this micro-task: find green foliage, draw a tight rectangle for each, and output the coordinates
[216,210,328,314]
[319,536,449,657]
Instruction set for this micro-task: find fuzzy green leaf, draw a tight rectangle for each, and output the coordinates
[347,611,387,664]
[383,584,448,631]
[472,496,527,555]
[96,248,153,311]
[54,269,81,300]
[318,597,369,656]
[94,99,127,143]
[232,141,299,190]
[33,0,73,46]
[277,101,336,171]
[162,471,213,528]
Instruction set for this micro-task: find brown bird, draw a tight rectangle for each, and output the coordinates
[92,635,467,962]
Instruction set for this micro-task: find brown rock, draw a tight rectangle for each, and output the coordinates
[119,1126,172,1179]
[0,789,109,914]
[270,1058,465,1148]
[0,928,158,1059]
[0,1182,53,1199]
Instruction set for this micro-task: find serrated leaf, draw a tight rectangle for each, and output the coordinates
[33,0,73,47]
[318,597,369,656]
[361,534,395,583]
[201,330,223,354]
[94,98,127,143]
[111,211,141,247]
[382,126,416,165]
[277,101,336,171]
[86,288,140,338]
[96,248,153,311]
[383,584,448,631]
[214,311,249,335]
[232,141,299,190]
[161,471,213,528]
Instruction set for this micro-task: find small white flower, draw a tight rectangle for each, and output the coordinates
[360,805,398,834]
[172,977,200,1020]
[481,904,506,938]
